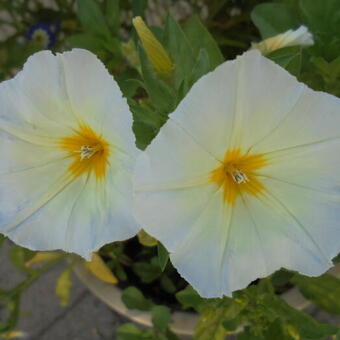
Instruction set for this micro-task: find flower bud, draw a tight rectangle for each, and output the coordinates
[132,16,174,74]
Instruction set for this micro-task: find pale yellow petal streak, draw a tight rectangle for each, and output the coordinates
[3,173,75,233]
[0,120,57,147]
[263,136,340,160]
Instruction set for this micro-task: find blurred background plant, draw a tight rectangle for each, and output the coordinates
[1,0,340,339]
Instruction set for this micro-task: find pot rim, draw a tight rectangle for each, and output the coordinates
[73,262,340,337]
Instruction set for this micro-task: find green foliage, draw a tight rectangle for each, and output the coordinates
[251,0,340,93]
[157,243,169,272]
[291,273,340,315]
[251,3,299,38]
[263,293,338,339]
[194,298,244,340]
[130,0,148,17]
[270,269,295,287]
[117,322,178,340]
[105,0,120,34]
[133,257,163,283]
[267,46,302,77]
[184,15,224,70]
[151,305,171,332]
[8,246,36,275]
[121,286,154,311]
[163,14,196,89]
[134,13,224,148]
[0,245,66,334]
[77,0,111,38]
[0,234,5,249]
[175,285,205,310]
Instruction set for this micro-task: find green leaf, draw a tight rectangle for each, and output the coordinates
[77,0,110,38]
[194,298,244,340]
[157,243,169,271]
[160,274,176,294]
[8,246,35,273]
[188,49,211,89]
[263,319,295,340]
[291,273,340,315]
[117,323,145,340]
[271,269,295,287]
[151,305,171,332]
[267,46,302,77]
[56,267,72,306]
[299,0,340,36]
[130,0,148,17]
[66,33,106,53]
[336,329,340,340]
[222,318,240,332]
[138,46,176,113]
[133,257,162,283]
[264,294,338,339]
[184,15,224,69]
[333,252,340,263]
[105,0,120,33]
[121,286,154,311]
[163,13,196,88]
[130,100,162,150]
[137,229,158,247]
[251,3,300,39]
[0,234,5,249]
[176,285,205,310]
[237,328,265,340]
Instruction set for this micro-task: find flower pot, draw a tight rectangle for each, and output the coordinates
[73,262,340,338]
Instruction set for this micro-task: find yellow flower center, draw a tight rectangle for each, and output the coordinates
[59,123,110,180]
[211,149,267,204]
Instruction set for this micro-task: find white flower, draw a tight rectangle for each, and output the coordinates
[251,26,314,55]
[0,49,140,259]
[134,50,340,298]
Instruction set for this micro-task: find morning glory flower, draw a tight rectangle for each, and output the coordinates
[134,50,340,298]
[0,49,140,259]
[252,26,314,55]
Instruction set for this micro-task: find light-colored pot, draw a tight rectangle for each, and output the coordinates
[73,262,340,338]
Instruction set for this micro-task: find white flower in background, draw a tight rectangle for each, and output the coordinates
[252,26,314,55]
[0,49,140,259]
[134,50,340,298]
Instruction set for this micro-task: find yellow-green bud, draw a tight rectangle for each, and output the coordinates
[132,16,174,74]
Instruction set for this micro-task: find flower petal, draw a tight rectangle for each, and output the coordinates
[58,49,137,157]
[0,49,139,256]
[134,51,340,298]
[170,51,305,158]
[251,87,340,154]
[170,181,336,297]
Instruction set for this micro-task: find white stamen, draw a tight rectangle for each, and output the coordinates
[232,169,249,184]
[79,145,95,160]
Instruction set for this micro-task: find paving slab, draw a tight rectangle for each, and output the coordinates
[0,241,128,340]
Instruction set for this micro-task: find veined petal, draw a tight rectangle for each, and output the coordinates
[58,49,137,158]
[10,50,77,127]
[0,49,139,257]
[64,167,139,258]
[134,50,340,297]
[170,51,305,158]
[251,87,340,154]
